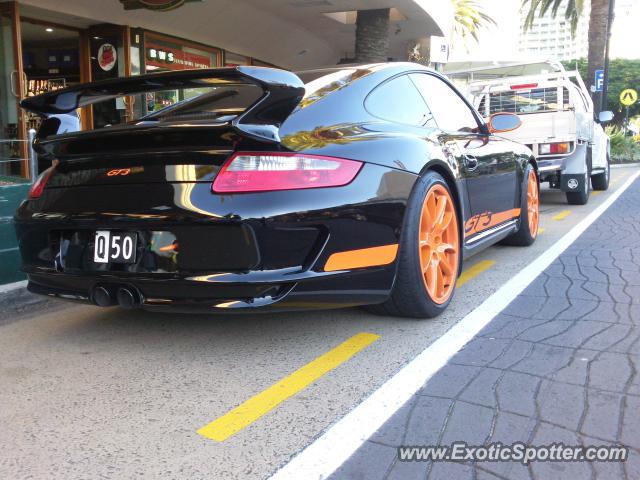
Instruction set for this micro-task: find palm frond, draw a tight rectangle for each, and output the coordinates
[522,0,585,36]
[451,0,497,44]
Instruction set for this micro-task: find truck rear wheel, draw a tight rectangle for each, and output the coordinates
[565,172,590,205]
[591,156,610,191]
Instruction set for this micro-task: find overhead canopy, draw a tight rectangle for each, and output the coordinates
[19,0,453,69]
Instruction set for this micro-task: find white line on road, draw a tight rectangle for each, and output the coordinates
[269,169,640,480]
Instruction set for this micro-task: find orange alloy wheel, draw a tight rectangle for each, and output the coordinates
[418,184,459,304]
[527,169,539,238]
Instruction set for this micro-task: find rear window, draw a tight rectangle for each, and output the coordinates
[295,67,373,109]
[478,87,569,115]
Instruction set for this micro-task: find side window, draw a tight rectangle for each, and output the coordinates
[477,95,487,116]
[410,73,480,133]
[365,74,436,127]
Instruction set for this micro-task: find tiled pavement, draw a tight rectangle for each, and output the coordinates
[331,179,640,480]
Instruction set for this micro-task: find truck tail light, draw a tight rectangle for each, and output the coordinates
[28,166,56,199]
[510,83,538,90]
[539,142,571,155]
[212,152,363,193]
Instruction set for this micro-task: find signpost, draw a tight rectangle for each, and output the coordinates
[620,88,638,136]
[595,69,604,92]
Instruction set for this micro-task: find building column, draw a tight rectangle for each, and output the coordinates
[355,8,390,62]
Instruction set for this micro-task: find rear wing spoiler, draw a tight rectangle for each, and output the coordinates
[20,66,306,143]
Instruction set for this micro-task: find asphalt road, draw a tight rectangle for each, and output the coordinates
[1,166,637,480]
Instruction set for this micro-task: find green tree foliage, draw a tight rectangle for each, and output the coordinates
[563,58,640,122]
[452,0,496,42]
[605,125,640,162]
[522,0,585,34]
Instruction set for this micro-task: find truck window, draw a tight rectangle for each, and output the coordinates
[487,87,569,114]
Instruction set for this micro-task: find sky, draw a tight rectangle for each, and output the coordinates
[448,0,640,62]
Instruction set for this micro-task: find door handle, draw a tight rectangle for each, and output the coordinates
[464,154,478,171]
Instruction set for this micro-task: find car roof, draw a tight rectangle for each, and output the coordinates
[295,62,432,84]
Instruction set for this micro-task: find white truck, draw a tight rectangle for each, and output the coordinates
[463,66,613,205]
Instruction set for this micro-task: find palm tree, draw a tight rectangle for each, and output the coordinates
[452,0,497,43]
[410,0,495,64]
[522,0,611,110]
[522,0,584,33]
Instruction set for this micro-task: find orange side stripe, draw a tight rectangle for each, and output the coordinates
[324,244,399,272]
[464,208,521,238]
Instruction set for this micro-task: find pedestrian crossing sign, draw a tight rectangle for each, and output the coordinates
[620,89,638,107]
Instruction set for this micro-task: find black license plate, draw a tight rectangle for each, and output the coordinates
[94,231,137,264]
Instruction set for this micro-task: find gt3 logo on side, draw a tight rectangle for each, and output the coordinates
[107,168,131,177]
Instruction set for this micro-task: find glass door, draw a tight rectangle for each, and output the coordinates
[0,1,28,181]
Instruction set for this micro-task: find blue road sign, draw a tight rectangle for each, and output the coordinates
[595,69,604,92]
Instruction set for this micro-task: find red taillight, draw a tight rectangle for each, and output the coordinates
[212,152,363,193]
[28,166,56,199]
[510,83,538,90]
[539,142,571,155]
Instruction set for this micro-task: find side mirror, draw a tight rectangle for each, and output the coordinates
[598,111,614,123]
[487,112,522,134]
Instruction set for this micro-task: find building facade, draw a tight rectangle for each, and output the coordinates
[517,0,589,61]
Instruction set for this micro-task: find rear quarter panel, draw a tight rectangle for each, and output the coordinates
[280,65,460,177]
[279,65,468,230]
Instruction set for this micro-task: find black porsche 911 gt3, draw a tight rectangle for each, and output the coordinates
[15,63,539,317]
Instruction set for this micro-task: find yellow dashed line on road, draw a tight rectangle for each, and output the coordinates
[457,260,496,287]
[537,227,545,234]
[552,210,571,221]
[197,332,380,441]
[592,191,602,197]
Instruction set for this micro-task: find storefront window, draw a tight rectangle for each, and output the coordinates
[22,20,81,136]
[224,51,250,67]
[142,32,220,116]
[0,4,27,181]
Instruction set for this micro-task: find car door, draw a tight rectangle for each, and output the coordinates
[409,73,519,238]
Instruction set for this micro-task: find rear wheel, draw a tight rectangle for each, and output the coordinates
[503,164,539,246]
[368,171,460,318]
[591,156,610,191]
[566,171,590,205]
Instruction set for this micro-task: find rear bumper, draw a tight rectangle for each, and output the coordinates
[537,157,565,174]
[15,163,416,312]
[26,264,396,313]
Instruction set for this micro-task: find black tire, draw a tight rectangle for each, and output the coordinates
[366,171,461,318]
[503,163,539,246]
[566,171,590,205]
[591,156,610,191]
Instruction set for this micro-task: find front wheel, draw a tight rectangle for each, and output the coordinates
[503,164,539,246]
[367,171,461,318]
